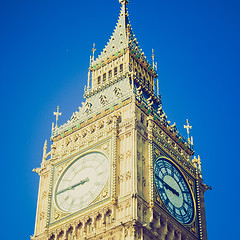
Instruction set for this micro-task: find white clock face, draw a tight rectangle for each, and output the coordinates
[154,157,195,224]
[55,152,110,213]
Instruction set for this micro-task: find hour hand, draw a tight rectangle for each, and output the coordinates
[164,183,179,197]
[155,174,179,197]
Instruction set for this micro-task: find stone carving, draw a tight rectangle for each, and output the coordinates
[42,191,47,199]
[118,174,124,182]
[118,153,124,161]
[99,95,108,106]
[85,102,92,114]
[137,172,141,182]
[137,151,141,161]
[142,177,146,186]
[114,86,122,97]
[152,123,196,176]
[126,150,131,158]
[39,212,45,221]
[125,171,132,180]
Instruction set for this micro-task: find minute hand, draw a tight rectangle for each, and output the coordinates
[164,182,179,197]
[56,177,89,195]
[155,174,179,197]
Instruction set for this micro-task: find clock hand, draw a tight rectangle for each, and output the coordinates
[69,177,89,190]
[164,183,179,197]
[155,174,179,197]
[56,177,89,195]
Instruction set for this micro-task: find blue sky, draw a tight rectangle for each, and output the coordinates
[1,0,240,239]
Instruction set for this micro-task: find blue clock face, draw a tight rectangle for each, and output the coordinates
[154,157,195,224]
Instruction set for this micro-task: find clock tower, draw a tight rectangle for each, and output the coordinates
[32,1,209,240]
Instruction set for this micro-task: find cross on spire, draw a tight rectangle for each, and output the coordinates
[184,119,192,144]
[54,106,62,128]
[91,43,96,62]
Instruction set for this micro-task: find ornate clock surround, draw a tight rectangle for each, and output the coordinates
[153,143,199,237]
[49,135,114,224]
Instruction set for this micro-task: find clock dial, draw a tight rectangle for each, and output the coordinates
[154,157,195,224]
[55,152,109,213]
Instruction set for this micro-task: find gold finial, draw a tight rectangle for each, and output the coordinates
[151,49,155,70]
[119,0,129,5]
[91,43,96,62]
[54,106,62,128]
[184,119,192,144]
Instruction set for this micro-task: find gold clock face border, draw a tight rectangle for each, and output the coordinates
[53,150,111,214]
[154,155,197,226]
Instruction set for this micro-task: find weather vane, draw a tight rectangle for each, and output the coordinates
[184,119,193,145]
[54,106,62,128]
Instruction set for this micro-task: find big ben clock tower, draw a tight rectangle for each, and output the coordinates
[32,1,209,239]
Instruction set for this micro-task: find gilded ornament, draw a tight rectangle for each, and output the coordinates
[102,143,109,150]
[102,191,108,198]
[54,213,60,220]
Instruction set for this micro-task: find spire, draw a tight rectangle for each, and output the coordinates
[91,0,150,69]
[91,2,128,66]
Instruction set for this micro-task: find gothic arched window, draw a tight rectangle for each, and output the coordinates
[120,64,123,73]
[98,76,101,85]
[103,73,106,82]
[114,67,117,76]
[108,70,112,79]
